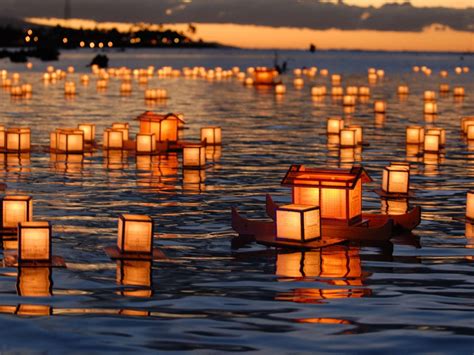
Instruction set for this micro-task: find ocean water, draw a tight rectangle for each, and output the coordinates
[0,49,473,353]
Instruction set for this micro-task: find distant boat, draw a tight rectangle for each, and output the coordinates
[309,44,316,53]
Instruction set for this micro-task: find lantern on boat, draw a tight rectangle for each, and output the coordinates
[138,112,181,143]
[398,85,409,95]
[275,84,286,95]
[77,123,95,143]
[311,86,326,96]
[282,165,372,225]
[18,221,51,262]
[425,127,445,147]
[6,128,30,152]
[1,195,33,229]
[453,87,465,97]
[374,100,386,113]
[103,129,124,150]
[406,126,424,144]
[200,127,222,146]
[111,123,129,141]
[424,133,440,153]
[466,191,474,221]
[136,133,156,154]
[424,102,437,114]
[382,165,410,195]
[276,204,321,242]
[424,90,436,101]
[327,117,344,135]
[117,214,154,255]
[182,144,206,169]
[340,129,357,148]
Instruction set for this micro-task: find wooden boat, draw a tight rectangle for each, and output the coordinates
[265,194,421,233]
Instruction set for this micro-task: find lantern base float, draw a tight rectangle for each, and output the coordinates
[104,246,168,261]
[374,189,415,198]
[3,251,66,268]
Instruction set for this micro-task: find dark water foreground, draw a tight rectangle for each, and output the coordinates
[0,50,472,353]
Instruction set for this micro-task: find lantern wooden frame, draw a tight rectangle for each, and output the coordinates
[182,144,206,169]
[200,127,222,146]
[340,129,357,148]
[103,129,124,150]
[136,133,157,154]
[137,112,182,143]
[18,221,52,263]
[381,166,410,196]
[55,129,85,154]
[424,133,440,153]
[1,195,33,231]
[406,126,424,144]
[276,204,321,243]
[77,123,96,143]
[112,123,129,141]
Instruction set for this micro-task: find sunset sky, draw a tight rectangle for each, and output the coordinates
[4,0,473,51]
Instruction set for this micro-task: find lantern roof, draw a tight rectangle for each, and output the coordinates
[281,164,372,190]
[136,111,185,123]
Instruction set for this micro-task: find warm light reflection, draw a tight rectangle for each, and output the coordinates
[117,260,152,297]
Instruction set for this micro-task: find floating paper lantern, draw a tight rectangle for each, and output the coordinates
[276,204,321,242]
[327,117,344,135]
[331,86,343,97]
[80,75,90,84]
[103,129,124,150]
[275,84,286,95]
[453,87,465,97]
[111,123,129,141]
[424,90,436,101]
[426,127,446,146]
[6,128,30,152]
[346,86,358,95]
[311,86,326,96]
[424,102,437,114]
[96,79,108,90]
[347,125,363,145]
[374,100,386,113]
[293,78,304,87]
[376,69,385,78]
[406,126,424,144]
[55,129,85,153]
[18,221,51,262]
[253,67,277,85]
[424,133,440,153]
[21,84,32,95]
[1,195,33,229]
[120,82,132,94]
[138,112,181,143]
[182,144,206,169]
[439,84,450,93]
[382,165,410,195]
[200,127,222,146]
[340,129,357,148]
[466,191,474,221]
[77,123,95,142]
[10,86,23,97]
[462,117,474,134]
[136,133,156,154]
[64,81,76,95]
[320,69,328,76]
[368,73,377,84]
[358,86,370,96]
[466,125,474,140]
[455,67,462,75]
[439,70,448,78]
[117,214,154,255]
[463,66,470,73]
[413,66,420,72]
[293,68,302,76]
[0,125,5,149]
[331,74,341,86]
[342,95,356,107]
[398,85,409,95]
[244,77,254,86]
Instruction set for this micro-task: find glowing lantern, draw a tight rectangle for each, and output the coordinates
[453,87,465,97]
[439,84,450,93]
[200,127,222,146]
[80,75,90,84]
[244,77,254,86]
[347,125,363,144]
[320,69,328,76]
[136,133,156,154]
[182,144,206,169]
[342,95,356,106]
[77,123,95,142]
[398,85,409,95]
[10,86,22,97]
[21,84,32,95]
[406,126,424,144]
[103,129,124,150]
[374,100,386,113]
[275,84,286,95]
[466,191,474,221]
[64,81,76,95]
[424,90,436,101]
[282,165,371,225]
[426,127,445,146]
[111,123,129,141]
[439,70,448,77]
[376,69,385,78]
[327,117,344,135]
[424,133,440,153]
[346,86,358,95]
[331,86,343,97]
[138,112,181,143]
[1,195,33,229]
[117,214,154,255]
[311,86,326,96]
[455,67,462,75]
[18,221,51,262]
[293,78,304,87]
[461,117,474,134]
[6,128,30,152]
[413,66,420,72]
[120,82,132,94]
[96,79,108,89]
[368,73,377,84]
[382,165,410,195]
[276,204,321,242]
[424,102,437,114]
[358,86,370,96]
[331,74,341,86]
[293,68,302,76]
[340,129,357,148]
[466,125,474,140]
[17,267,52,297]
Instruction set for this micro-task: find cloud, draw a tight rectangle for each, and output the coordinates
[1,0,473,32]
